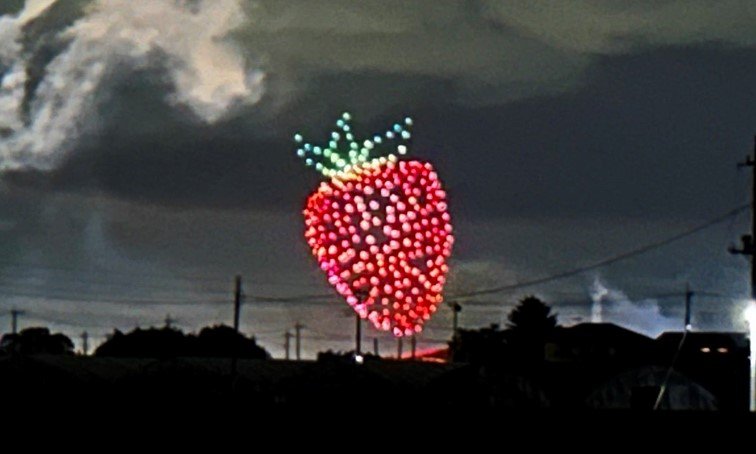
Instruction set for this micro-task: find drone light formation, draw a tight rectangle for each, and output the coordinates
[296,112,454,336]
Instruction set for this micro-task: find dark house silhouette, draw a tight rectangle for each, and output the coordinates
[448,322,744,411]
[546,323,655,364]
[656,331,749,411]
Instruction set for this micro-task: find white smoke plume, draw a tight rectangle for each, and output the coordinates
[589,276,682,337]
[0,0,264,171]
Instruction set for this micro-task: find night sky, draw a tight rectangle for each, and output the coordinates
[1,0,755,357]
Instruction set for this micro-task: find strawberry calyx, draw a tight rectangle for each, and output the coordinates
[294,112,413,180]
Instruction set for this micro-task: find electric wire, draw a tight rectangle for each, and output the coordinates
[450,204,749,298]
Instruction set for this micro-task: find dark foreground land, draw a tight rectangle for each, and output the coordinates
[2,354,754,441]
[0,354,749,411]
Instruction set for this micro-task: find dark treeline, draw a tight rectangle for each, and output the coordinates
[0,327,74,355]
[0,296,749,412]
[94,324,270,359]
[0,324,270,359]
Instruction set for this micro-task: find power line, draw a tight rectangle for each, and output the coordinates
[452,290,745,312]
[0,259,325,289]
[245,293,333,303]
[0,289,228,306]
[0,202,745,347]
[0,281,230,300]
[5,200,740,307]
[0,268,232,293]
[0,260,231,284]
[450,204,749,298]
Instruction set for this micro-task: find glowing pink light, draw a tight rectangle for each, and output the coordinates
[299,113,454,336]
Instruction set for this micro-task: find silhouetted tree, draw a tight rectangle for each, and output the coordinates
[195,325,270,359]
[506,296,558,365]
[94,324,270,359]
[95,327,188,358]
[507,296,558,336]
[0,327,75,355]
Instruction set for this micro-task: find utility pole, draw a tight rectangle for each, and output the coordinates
[397,337,403,359]
[284,331,293,360]
[654,287,694,411]
[731,144,756,295]
[233,275,242,333]
[294,322,304,360]
[373,338,379,356]
[684,284,693,331]
[410,335,416,360]
[451,302,462,336]
[81,331,89,355]
[231,275,243,378]
[10,309,24,335]
[355,314,362,355]
[730,136,756,412]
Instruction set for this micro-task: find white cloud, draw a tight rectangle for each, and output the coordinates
[0,0,263,171]
[3,0,756,171]
[589,276,682,337]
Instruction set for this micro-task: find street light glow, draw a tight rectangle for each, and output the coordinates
[745,301,756,412]
[745,303,756,325]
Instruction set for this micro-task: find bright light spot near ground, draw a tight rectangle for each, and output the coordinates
[745,300,756,412]
[746,302,756,326]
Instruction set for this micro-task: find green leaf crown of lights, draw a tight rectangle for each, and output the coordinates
[294,112,413,178]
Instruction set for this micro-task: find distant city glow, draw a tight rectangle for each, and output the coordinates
[297,113,454,336]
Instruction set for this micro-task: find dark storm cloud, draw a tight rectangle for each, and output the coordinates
[4,44,751,223]
[413,44,756,220]
[4,0,756,220]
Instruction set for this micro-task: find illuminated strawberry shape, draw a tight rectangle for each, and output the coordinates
[296,112,454,336]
